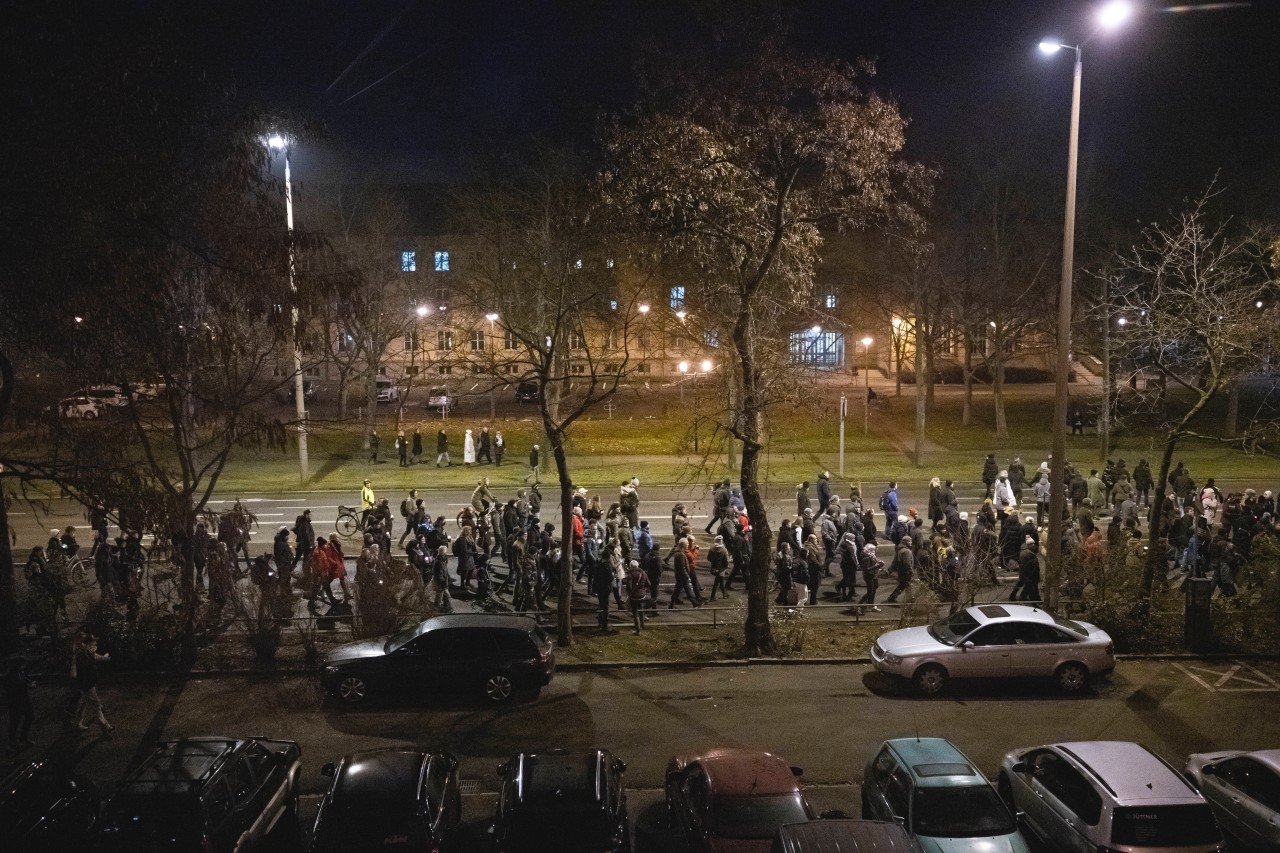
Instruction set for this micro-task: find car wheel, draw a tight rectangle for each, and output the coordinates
[337,675,368,703]
[484,673,514,703]
[913,664,948,696]
[83,410,97,420]
[997,773,1015,811]
[1056,661,1090,694]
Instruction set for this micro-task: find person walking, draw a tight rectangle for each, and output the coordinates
[397,490,418,548]
[74,635,113,734]
[857,542,883,613]
[624,561,651,634]
[878,482,899,534]
[360,479,376,529]
[796,482,811,517]
[1034,474,1052,529]
[463,429,476,466]
[886,539,914,604]
[707,535,730,601]
[435,429,450,467]
[668,538,697,608]
[592,551,614,631]
[982,453,998,499]
[396,430,408,467]
[293,509,315,569]
[816,470,832,515]
[494,430,505,465]
[805,534,824,605]
[478,427,492,464]
[410,427,423,464]
[524,444,540,484]
[368,430,380,464]
[1133,458,1153,508]
[4,657,34,753]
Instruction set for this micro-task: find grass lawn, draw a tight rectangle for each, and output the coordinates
[554,620,884,665]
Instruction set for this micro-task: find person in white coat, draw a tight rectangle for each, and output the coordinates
[463,429,476,466]
[993,470,1017,513]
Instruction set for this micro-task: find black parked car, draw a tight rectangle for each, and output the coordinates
[493,749,631,853]
[92,736,301,852]
[0,760,99,851]
[310,748,462,853]
[515,382,540,404]
[321,614,556,705]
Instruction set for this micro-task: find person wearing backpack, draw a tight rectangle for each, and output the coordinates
[878,482,899,533]
[397,489,418,547]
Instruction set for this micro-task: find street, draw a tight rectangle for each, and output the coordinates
[16,658,1280,848]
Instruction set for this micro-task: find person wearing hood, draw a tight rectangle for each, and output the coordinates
[624,561,651,633]
[1011,535,1041,601]
[272,526,294,596]
[982,453,999,499]
[796,481,811,517]
[815,470,832,514]
[411,428,423,464]
[993,470,1016,512]
[462,429,476,466]
[524,444,540,484]
[1008,457,1027,504]
[886,538,914,604]
[708,535,731,601]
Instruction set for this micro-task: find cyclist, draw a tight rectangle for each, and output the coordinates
[360,479,376,529]
[59,526,80,559]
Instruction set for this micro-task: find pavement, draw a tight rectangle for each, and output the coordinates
[9,658,1280,850]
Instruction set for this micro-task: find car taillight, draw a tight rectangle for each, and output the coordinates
[1104,642,1114,656]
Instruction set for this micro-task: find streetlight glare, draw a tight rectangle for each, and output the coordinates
[638,303,650,314]
[265,133,289,150]
[810,325,822,335]
[860,336,873,347]
[678,361,689,373]
[675,310,687,320]
[485,312,499,322]
[701,359,712,373]
[415,305,430,317]
[1039,40,1063,54]
[1098,0,1134,31]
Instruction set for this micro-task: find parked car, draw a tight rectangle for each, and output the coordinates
[493,749,630,853]
[287,379,316,403]
[665,748,812,853]
[1000,741,1224,853]
[375,377,400,403]
[425,385,452,410]
[862,737,1028,853]
[515,381,540,404]
[310,748,462,853]
[59,395,101,419]
[1185,749,1280,850]
[870,603,1115,695]
[80,385,130,408]
[320,614,556,705]
[129,381,165,400]
[772,820,912,853]
[0,760,99,851]
[92,736,301,853]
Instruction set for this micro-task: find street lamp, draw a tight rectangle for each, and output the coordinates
[638,303,650,315]
[264,133,308,480]
[1040,0,1130,610]
[861,336,873,436]
[700,359,712,374]
[485,313,499,418]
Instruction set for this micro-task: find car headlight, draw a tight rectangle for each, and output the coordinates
[881,651,903,665]
[323,664,341,675]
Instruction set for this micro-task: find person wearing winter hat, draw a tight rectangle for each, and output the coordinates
[708,535,731,601]
[623,560,651,633]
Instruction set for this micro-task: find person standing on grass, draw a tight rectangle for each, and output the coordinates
[478,427,492,464]
[525,444,540,484]
[411,427,423,464]
[368,429,380,464]
[1133,458,1153,508]
[74,635,113,734]
[494,430,505,465]
[463,429,476,466]
[396,430,408,467]
[436,428,450,467]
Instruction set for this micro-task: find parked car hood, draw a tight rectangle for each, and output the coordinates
[326,640,388,663]
[877,626,948,657]
[916,832,1030,853]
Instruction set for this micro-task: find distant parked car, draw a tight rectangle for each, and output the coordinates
[862,737,1027,853]
[320,614,556,705]
[870,603,1114,695]
[1185,749,1280,850]
[129,381,165,400]
[666,748,812,853]
[287,380,316,403]
[80,385,130,408]
[92,736,301,853]
[375,377,400,403]
[425,385,452,411]
[493,749,630,853]
[0,760,99,852]
[1000,741,1223,853]
[515,381,540,404]
[58,396,101,419]
[310,748,462,853]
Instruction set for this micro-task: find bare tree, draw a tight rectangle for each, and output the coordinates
[602,35,928,655]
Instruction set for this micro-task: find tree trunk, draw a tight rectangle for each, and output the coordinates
[1225,377,1240,438]
[962,342,974,427]
[924,335,936,414]
[1100,301,1111,463]
[993,350,1008,438]
[1141,434,1178,595]
[914,353,926,468]
[0,351,15,654]
[547,423,575,647]
[733,300,773,657]
[338,376,349,420]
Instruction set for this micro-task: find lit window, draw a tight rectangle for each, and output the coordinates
[569,331,586,350]
[574,259,583,270]
[825,293,836,309]
[470,329,485,351]
[606,329,620,349]
[703,330,718,348]
[606,258,615,269]
[610,299,618,311]
[401,251,416,272]
[404,330,419,351]
[436,330,454,351]
[434,251,450,271]
[669,286,685,310]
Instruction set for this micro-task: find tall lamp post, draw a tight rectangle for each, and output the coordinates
[1039,0,1132,610]
[266,134,309,481]
[485,313,499,419]
[860,336,873,436]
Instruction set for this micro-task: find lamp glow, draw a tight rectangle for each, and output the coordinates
[1098,0,1133,31]
[701,359,713,373]
[265,134,288,150]
[678,361,689,373]
[638,304,650,314]
[485,313,499,322]
[1039,40,1063,54]
[416,305,430,318]
[860,336,873,348]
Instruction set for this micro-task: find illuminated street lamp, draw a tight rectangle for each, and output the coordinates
[701,359,713,374]
[1040,0,1131,609]
[861,336,873,436]
[264,133,308,480]
[416,304,430,318]
[485,313,500,417]
[638,303,650,315]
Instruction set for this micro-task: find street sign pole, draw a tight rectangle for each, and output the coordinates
[839,394,847,478]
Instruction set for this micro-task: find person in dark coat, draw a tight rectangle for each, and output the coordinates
[1011,537,1041,601]
[293,510,315,569]
[273,527,294,596]
[5,657,35,751]
[1133,458,1153,508]
[592,555,615,630]
[982,454,999,499]
[886,540,914,604]
[816,471,832,515]
[411,428,423,464]
[368,430,380,463]
[436,429,450,467]
[478,427,492,464]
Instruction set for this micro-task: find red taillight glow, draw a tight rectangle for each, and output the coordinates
[1105,643,1115,656]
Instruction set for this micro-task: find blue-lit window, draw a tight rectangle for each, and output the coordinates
[788,329,845,368]
[574,259,583,270]
[703,330,718,348]
[609,299,618,311]
[606,258,615,269]
[434,251,450,271]
[669,286,685,310]
[825,293,837,309]
[401,251,416,272]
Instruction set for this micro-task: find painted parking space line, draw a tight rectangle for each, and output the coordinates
[1173,661,1280,692]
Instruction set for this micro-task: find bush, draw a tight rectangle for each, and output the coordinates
[80,599,183,670]
[898,364,1066,385]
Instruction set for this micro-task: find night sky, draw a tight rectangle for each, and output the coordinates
[158,0,1278,226]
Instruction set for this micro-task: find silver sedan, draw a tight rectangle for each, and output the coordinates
[1186,749,1280,850]
[870,604,1115,695]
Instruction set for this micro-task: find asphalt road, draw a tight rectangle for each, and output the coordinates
[16,658,1280,849]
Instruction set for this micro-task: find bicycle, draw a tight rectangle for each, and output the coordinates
[335,505,369,538]
[67,554,94,589]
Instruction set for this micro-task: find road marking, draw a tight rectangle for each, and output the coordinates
[1174,661,1280,692]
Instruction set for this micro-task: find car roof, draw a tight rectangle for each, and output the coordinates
[120,738,244,792]
[885,738,985,788]
[967,604,1054,625]
[417,613,541,634]
[1056,742,1201,803]
[334,749,427,808]
[511,750,611,805]
[694,749,801,796]
[1241,750,1280,774]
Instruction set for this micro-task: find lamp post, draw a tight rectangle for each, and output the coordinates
[1039,0,1132,610]
[266,134,308,481]
[861,336,873,436]
[485,313,499,419]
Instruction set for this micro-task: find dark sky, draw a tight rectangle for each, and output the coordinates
[162,0,1278,225]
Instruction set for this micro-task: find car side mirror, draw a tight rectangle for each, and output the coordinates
[790,766,804,778]
[1010,761,1028,775]
[1200,764,1216,777]
[615,759,627,773]
[960,641,974,650]
[320,762,336,777]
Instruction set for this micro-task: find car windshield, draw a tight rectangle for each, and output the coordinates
[96,794,202,847]
[1053,616,1088,636]
[711,793,809,839]
[1110,805,1221,846]
[927,611,980,646]
[912,786,1015,838]
[385,623,426,653]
